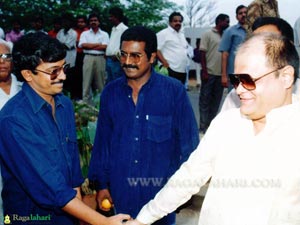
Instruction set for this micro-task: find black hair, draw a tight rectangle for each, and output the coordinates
[236,5,247,15]
[169,12,184,23]
[109,7,124,22]
[12,32,66,81]
[88,13,99,22]
[77,15,87,23]
[120,26,157,60]
[252,17,294,42]
[215,14,229,25]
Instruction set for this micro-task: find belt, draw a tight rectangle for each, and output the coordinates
[85,53,104,56]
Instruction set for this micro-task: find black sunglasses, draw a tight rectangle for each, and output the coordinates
[229,67,283,91]
[35,63,70,80]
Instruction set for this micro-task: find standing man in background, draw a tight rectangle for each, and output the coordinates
[219,5,247,90]
[74,15,88,100]
[199,14,229,134]
[79,13,109,104]
[105,7,128,84]
[156,12,190,84]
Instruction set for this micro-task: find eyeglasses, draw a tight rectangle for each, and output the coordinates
[35,63,70,80]
[229,67,283,91]
[0,54,12,62]
[117,50,145,64]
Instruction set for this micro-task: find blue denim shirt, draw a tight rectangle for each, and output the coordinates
[0,83,83,225]
[88,70,199,224]
[218,23,246,74]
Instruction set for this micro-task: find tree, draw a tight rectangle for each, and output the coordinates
[0,0,179,33]
[185,0,217,27]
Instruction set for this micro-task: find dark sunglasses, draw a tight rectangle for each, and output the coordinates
[229,67,283,91]
[35,63,70,80]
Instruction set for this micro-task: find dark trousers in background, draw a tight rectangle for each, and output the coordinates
[73,52,84,99]
[168,67,186,85]
[199,74,224,133]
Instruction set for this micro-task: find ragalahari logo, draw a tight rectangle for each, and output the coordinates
[4,215,11,224]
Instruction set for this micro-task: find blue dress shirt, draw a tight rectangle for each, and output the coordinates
[218,23,246,74]
[88,70,199,225]
[0,83,83,225]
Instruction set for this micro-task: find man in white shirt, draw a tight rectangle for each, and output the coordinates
[105,7,128,84]
[0,41,22,109]
[156,12,189,84]
[0,41,22,225]
[78,13,109,104]
[125,33,300,225]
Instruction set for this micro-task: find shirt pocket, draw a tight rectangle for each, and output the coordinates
[147,115,172,143]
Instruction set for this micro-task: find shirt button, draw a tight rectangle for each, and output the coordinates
[136,115,139,119]
[135,137,139,141]
[134,160,138,163]
[128,95,131,98]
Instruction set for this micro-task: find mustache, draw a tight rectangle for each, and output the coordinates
[122,64,139,69]
[51,80,64,85]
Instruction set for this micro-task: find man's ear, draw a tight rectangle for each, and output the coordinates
[149,52,157,64]
[280,65,294,89]
[20,70,34,82]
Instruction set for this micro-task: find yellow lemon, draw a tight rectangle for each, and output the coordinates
[101,198,112,209]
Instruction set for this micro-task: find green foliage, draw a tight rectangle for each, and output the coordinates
[0,0,179,33]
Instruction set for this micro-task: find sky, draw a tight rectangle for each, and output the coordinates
[170,0,299,28]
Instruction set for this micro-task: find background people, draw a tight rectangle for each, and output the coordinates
[79,13,109,104]
[199,13,229,134]
[105,7,128,84]
[219,5,247,90]
[156,12,190,84]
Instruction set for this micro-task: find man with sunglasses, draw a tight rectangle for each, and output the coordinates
[87,26,199,225]
[126,32,300,225]
[221,16,296,111]
[0,33,130,225]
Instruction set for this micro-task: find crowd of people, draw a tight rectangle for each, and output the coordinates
[0,0,300,224]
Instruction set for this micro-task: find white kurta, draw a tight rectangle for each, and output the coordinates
[137,102,300,225]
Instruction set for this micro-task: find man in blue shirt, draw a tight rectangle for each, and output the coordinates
[88,26,199,225]
[219,5,247,90]
[0,33,129,225]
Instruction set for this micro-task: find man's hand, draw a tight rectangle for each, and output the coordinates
[201,69,209,82]
[221,74,229,88]
[106,214,132,225]
[97,189,113,211]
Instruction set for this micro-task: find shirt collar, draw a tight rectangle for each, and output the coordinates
[22,82,64,114]
[89,28,101,34]
[237,23,246,30]
[121,67,157,89]
[167,25,182,33]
